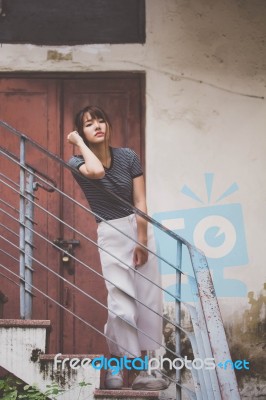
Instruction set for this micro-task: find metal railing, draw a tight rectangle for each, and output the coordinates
[0,121,240,400]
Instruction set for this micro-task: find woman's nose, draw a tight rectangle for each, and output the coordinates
[94,120,100,129]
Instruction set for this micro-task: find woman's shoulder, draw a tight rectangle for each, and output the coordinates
[68,154,84,168]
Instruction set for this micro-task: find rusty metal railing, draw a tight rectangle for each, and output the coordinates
[0,120,240,400]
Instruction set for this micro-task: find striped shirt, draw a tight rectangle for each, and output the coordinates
[68,147,143,222]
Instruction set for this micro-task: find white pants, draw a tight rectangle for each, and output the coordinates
[97,214,163,358]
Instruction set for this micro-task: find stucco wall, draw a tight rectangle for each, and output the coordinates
[1,0,265,394]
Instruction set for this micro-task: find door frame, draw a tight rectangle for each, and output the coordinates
[0,71,146,352]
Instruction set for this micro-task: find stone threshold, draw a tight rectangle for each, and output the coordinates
[39,354,102,360]
[0,319,51,328]
[94,389,160,398]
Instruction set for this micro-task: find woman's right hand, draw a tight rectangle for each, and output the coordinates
[67,131,84,146]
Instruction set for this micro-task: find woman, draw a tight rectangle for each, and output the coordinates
[67,105,167,391]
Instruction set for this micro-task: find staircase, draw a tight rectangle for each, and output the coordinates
[0,121,241,400]
[0,319,160,400]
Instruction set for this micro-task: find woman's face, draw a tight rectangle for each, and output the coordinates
[82,112,108,145]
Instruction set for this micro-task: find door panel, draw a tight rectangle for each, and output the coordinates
[0,78,62,351]
[62,77,144,352]
[0,74,145,354]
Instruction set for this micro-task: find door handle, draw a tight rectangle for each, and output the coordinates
[53,238,80,275]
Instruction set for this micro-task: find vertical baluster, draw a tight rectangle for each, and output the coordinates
[25,168,34,319]
[19,137,26,319]
[175,239,182,400]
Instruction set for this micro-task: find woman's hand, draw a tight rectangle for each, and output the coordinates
[133,245,148,268]
[67,131,84,146]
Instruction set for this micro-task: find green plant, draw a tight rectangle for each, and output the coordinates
[0,375,52,400]
[44,383,64,398]
[77,381,91,399]
[18,384,48,399]
[0,375,21,400]
[0,374,91,400]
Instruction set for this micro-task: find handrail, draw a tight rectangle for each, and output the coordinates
[0,120,241,400]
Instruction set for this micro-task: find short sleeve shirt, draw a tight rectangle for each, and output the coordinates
[68,147,143,222]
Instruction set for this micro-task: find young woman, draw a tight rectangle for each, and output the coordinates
[67,105,167,391]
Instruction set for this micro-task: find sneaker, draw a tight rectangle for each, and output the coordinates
[132,370,169,391]
[105,369,123,389]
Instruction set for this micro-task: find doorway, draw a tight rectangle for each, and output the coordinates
[0,73,145,353]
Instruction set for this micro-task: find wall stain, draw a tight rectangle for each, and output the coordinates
[47,50,72,61]
[162,284,266,398]
[224,283,266,398]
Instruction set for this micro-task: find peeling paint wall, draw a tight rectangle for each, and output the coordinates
[0,0,265,394]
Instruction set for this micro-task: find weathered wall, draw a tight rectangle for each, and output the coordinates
[0,0,265,395]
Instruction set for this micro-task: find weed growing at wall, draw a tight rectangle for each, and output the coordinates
[0,374,91,399]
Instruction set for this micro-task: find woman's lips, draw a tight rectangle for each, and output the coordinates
[95,131,104,137]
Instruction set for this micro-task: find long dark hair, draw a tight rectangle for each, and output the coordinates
[74,105,112,145]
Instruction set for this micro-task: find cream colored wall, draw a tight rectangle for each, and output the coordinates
[1,0,265,307]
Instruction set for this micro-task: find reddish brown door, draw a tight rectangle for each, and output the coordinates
[0,74,145,354]
[0,78,62,353]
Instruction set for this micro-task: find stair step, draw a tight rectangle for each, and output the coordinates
[0,319,51,328]
[39,353,102,361]
[0,321,101,399]
[94,389,160,399]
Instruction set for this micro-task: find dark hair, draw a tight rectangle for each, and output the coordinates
[74,105,112,144]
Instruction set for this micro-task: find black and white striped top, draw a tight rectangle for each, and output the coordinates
[68,147,143,222]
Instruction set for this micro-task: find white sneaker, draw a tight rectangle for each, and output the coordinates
[105,369,123,389]
[132,370,169,391]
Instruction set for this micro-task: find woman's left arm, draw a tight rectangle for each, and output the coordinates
[132,175,149,267]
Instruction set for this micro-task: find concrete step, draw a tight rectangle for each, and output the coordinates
[0,319,101,399]
[94,388,160,399]
[39,353,102,399]
[0,320,160,399]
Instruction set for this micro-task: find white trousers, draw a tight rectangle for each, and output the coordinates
[97,214,163,358]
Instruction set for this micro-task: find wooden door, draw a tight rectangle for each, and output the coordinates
[0,78,62,353]
[0,74,145,354]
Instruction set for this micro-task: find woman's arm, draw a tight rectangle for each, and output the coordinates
[67,131,105,179]
[132,175,149,267]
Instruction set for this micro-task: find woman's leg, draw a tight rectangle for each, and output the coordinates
[97,216,142,358]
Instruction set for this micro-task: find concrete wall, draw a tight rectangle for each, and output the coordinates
[1,0,265,394]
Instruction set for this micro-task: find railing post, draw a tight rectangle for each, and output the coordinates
[175,239,182,400]
[189,246,241,400]
[19,136,26,319]
[19,137,34,319]
[24,168,34,319]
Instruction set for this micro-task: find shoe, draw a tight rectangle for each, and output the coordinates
[132,370,169,391]
[105,369,123,389]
